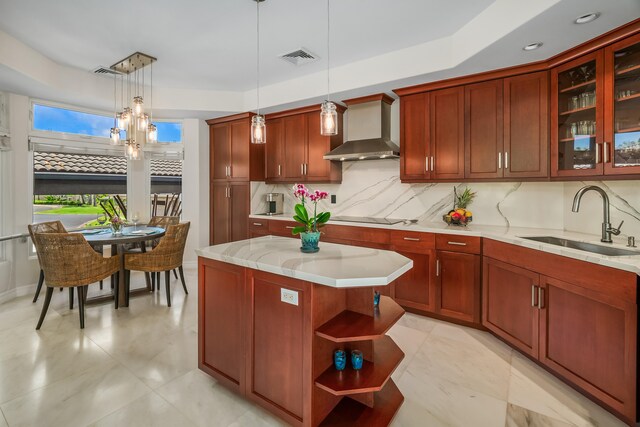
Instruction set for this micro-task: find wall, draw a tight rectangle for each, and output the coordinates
[181,119,210,264]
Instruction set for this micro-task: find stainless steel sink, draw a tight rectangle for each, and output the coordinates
[520,236,640,257]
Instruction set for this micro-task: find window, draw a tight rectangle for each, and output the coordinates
[32,151,127,228]
[33,104,117,139]
[156,122,182,143]
[149,158,182,217]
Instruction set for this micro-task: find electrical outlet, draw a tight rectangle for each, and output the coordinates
[281,288,299,306]
[331,195,337,204]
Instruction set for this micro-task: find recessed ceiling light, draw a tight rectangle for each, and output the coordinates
[575,13,600,24]
[523,42,543,51]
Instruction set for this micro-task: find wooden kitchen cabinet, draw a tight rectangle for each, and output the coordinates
[430,87,465,180]
[503,71,549,178]
[209,182,249,245]
[265,118,284,181]
[198,259,245,391]
[483,238,638,423]
[436,251,480,324]
[539,275,637,421]
[265,105,343,184]
[482,257,540,358]
[208,113,263,182]
[465,79,504,179]
[390,231,436,313]
[400,93,429,181]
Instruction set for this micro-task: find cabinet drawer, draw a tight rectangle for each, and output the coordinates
[322,224,390,246]
[390,230,435,252]
[435,234,481,254]
[268,220,298,238]
[249,219,270,235]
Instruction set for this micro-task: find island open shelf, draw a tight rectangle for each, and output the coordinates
[196,236,413,427]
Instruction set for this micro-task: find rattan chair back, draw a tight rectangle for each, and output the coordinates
[148,216,180,228]
[28,221,67,264]
[125,222,190,272]
[33,232,120,288]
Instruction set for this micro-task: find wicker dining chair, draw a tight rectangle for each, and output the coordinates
[33,232,120,329]
[146,216,181,288]
[29,221,75,307]
[124,222,190,307]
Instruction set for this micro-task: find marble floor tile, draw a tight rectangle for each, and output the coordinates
[506,403,573,427]
[156,369,257,427]
[508,352,627,427]
[228,406,288,427]
[90,392,195,427]
[393,366,508,427]
[387,323,429,381]
[407,322,512,401]
[0,332,113,404]
[0,409,7,427]
[0,361,150,427]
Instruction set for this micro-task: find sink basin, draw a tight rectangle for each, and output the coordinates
[520,236,640,257]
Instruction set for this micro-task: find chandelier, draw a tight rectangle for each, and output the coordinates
[109,52,158,160]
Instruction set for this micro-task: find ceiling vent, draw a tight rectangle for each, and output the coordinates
[92,66,121,75]
[279,48,318,66]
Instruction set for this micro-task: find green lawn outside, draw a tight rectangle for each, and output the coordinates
[35,205,104,215]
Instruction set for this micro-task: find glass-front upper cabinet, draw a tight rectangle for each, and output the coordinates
[604,33,640,175]
[551,51,604,177]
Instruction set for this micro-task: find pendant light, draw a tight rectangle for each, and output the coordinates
[320,0,338,136]
[147,61,158,143]
[110,73,121,145]
[251,0,266,144]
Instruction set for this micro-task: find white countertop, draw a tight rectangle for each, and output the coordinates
[249,214,640,275]
[195,235,413,288]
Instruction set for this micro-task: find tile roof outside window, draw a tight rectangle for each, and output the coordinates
[33,152,182,177]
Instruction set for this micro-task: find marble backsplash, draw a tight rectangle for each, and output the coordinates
[251,159,640,241]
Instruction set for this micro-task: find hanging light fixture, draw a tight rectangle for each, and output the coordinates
[108,52,157,159]
[147,60,158,143]
[110,73,121,145]
[320,0,338,136]
[251,0,266,144]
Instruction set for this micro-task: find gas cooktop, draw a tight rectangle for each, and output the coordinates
[330,216,406,225]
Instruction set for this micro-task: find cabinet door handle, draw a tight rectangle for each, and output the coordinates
[301,164,304,175]
[252,222,263,226]
[278,164,281,176]
[425,156,429,172]
[595,144,600,164]
[430,156,434,171]
[304,163,307,175]
[531,285,537,307]
[403,237,420,241]
[538,287,544,309]
[498,152,502,169]
[504,152,509,169]
[436,259,440,277]
[285,226,295,229]
[603,142,609,163]
[447,241,467,246]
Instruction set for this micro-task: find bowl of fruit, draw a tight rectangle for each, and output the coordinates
[442,187,475,227]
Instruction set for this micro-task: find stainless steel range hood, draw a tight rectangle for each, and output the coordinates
[324,94,399,161]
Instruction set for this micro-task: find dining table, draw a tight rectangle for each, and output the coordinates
[75,225,166,307]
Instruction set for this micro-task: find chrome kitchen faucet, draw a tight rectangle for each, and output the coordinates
[571,185,623,244]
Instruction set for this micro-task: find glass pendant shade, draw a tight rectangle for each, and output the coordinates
[147,123,158,143]
[133,96,144,116]
[125,141,140,160]
[137,113,149,130]
[110,127,121,145]
[251,115,266,144]
[320,101,338,136]
[120,108,132,130]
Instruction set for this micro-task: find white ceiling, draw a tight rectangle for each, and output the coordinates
[0,0,495,91]
[0,0,638,118]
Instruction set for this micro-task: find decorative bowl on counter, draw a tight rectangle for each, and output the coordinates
[443,209,473,226]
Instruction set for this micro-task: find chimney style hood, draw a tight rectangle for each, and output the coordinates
[323,94,399,161]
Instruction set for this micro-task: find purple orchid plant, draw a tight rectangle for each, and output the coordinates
[291,183,331,235]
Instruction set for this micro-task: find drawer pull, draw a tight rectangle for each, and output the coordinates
[447,241,467,246]
[531,285,537,307]
[252,223,263,226]
[403,237,420,242]
[436,259,440,277]
[285,226,295,229]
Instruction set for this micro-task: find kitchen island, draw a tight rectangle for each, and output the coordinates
[196,236,413,426]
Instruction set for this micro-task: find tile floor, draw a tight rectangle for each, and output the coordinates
[0,266,632,427]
